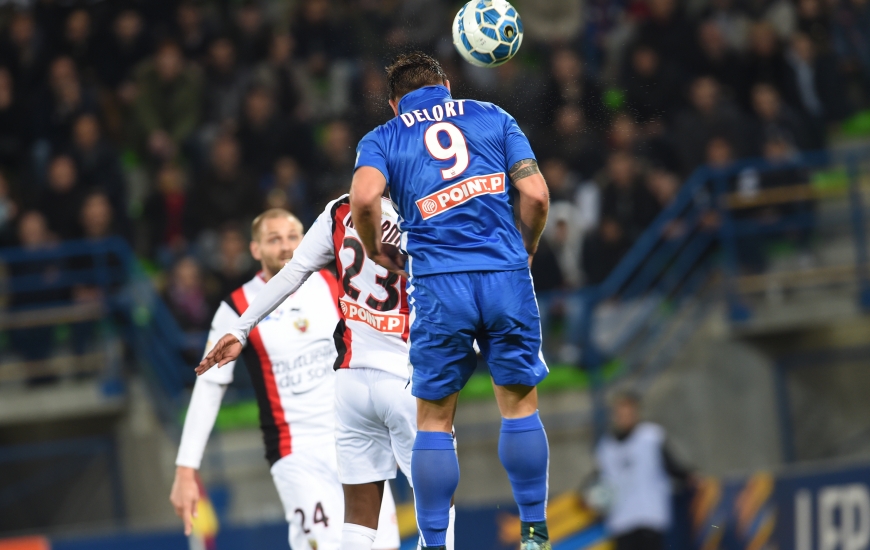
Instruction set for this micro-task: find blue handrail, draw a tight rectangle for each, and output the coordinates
[0,237,198,416]
[579,146,869,436]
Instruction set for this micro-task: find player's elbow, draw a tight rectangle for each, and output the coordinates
[348,186,372,212]
[531,190,550,213]
[520,174,549,212]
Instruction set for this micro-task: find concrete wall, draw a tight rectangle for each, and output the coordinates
[642,311,783,475]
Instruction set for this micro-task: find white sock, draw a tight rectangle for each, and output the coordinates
[342,523,377,550]
[446,505,456,550]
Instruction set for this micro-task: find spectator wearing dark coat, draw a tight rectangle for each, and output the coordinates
[174,1,216,63]
[1,12,50,99]
[55,10,96,79]
[622,44,683,124]
[600,151,660,241]
[201,37,250,127]
[38,155,86,240]
[543,48,607,127]
[689,21,748,101]
[262,157,313,225]
[531,234,565,294]
[750,82,811,153]
[744,22,792,104]
[96,10,152,92]
[582,217,634,286]
[312,120,357,209]
[69,114,126,215]
[186,134,260,237]
[609,114,681,174]
[253,33,305,119]
[831,0,870,103]
[541,105,606,180]
[237,86,312,180]
[32,56,100,152]
[231,1,272,66]
[0,67,26,177]
[0,171,19,247]
[209,223,258,299]
[672,77,751,174]
[796,0,833,54]
[633,0,695,68]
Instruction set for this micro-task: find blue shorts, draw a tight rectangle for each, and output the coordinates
[408,269,549,400]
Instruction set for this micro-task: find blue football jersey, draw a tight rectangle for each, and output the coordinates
[355,85,536,277]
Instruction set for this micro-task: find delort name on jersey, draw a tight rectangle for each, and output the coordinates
[397,99,467,128]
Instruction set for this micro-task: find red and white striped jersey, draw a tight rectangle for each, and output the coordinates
[227,195,411,381]
[328,196,410,378]
[197,270,341,466]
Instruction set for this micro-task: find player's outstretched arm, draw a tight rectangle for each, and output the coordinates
[196,334,242,375]
[197,205,339,376]
[170,466,199,535]
[351,166,409,277]
[510,158,549,257]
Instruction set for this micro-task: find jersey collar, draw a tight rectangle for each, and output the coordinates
[397,85,452,115]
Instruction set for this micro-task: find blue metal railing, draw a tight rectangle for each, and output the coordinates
[578,146,870,435]
[0,238,198,415]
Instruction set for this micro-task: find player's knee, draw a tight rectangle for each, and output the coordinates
[415,395,458,432]
[493,384,538,418]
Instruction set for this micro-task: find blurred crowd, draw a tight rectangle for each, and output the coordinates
[0,0,868,339]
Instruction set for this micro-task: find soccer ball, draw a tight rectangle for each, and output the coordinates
[452,0,524,68]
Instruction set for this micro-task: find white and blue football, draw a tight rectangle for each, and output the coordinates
[452,0,524,68]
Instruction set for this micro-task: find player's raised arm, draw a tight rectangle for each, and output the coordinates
[350,167,409,277]
[509,158,549,257]
[197,206,337,375]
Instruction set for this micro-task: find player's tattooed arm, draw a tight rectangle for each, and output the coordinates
[508,159,541,183]
[509,158,549,257]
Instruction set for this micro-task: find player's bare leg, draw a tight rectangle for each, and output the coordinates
[342,481,386,549]
[342,476,455,550]
[492,383,551,549]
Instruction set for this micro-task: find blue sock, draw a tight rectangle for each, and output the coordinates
[412,431,458,547]
[499,411,549,522]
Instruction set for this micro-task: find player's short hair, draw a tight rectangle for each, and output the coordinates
[385,51,447,101]
[251,208,302,241]
[612,389,642,407]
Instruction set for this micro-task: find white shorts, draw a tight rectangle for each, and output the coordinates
[334,368,417,485]
[270,445,400,549]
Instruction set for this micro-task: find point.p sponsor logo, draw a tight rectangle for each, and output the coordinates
[415,172,506,220]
